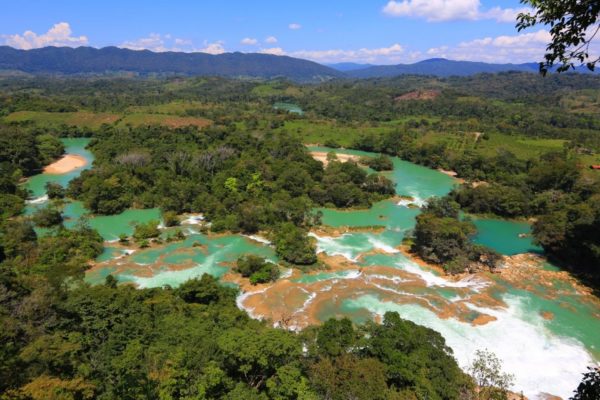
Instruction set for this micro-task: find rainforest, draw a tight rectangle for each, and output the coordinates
[1,72,600,400]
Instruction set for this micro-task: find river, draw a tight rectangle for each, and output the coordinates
[25,140,600,399]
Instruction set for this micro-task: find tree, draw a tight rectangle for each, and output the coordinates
[132,220,160,241]
[45,182,65,199]
[517,1,600,73]
[316,318,356,357]
[572,367,600,400]
[309,355,389,400]
[32,206,63,228]
[273,223,317,265]
[236,255,279,285]
[469,349,514,400]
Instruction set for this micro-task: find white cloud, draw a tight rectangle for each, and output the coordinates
[3,22,88,50]
[200,41,226,55]
[121,33,170,52]
[265,36,278,44]
[289,23,302,30]
[241,37,258,45]
[121,35,226,54]
[174,38,192,46]
[426,29,553,63]
[260,47,285,56]
[289,43,405,64]
[382,0,528,23]
[121,33,199,52]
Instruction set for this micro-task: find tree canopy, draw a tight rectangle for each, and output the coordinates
[518,0,600,73]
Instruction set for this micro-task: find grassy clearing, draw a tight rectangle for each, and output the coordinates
[119,113,212,128]
[560,89,600,115]
[126,101,219,116]
[279,120,393,147]
[3,111,120,129]
[420,131,567,159]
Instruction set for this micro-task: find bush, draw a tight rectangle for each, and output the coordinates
[162,211,179,227]
[362,155,394,171]
[0,194,24,218]
[236,254,279,285]
[45,182,65,199]
[133,220,160,241]
[273,223,317,265]
[32,207,63,228]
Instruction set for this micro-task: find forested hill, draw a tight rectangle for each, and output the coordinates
[0,46,343,81]
[344,58,595,78]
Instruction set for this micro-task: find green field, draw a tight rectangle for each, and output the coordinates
[118,113,212,128]
[278,120,394,147]
[2,111,120,129]
[2,110,212,130]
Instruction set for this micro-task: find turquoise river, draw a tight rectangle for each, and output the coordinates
[24,140,600,399]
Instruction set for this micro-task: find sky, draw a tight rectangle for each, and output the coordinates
[0,0,568,65]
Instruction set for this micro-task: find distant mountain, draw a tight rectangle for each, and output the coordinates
[0,46,343,81]
[345,58,599,78]
[345,58,544,78]
[326,62,374,72]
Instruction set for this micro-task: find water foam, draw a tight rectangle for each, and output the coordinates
[397,195,427,208]
[244,235,272,245]
[236,287,270,320]
[124,252,220,289]
[308,232,361,262]
[344,294,593,399]
[26,194,49,205]
[181,214,205,225]
[397,259,488,290]
[367,236,400,253]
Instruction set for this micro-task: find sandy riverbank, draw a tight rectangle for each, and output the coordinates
[44,154,87,174]
[310,151,361,166]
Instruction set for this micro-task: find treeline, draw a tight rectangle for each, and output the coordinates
[4,73,600,151]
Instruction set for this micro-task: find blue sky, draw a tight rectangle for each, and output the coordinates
[0,0,556,64]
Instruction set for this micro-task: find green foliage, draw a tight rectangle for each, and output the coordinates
[412,197,500,273]
[533,195,600,282]
[571,366,600,400]
[452,184,531,218]
[162,211,179,227]
[0,194,24,219]
[362,154,394,171]
[67,125,390,237]
[31,206,63,228]
[517,0,600,73]
[35,134,64,165]
[315,318,356,357]
[132,220,160,241]
[273,223,317,265]
[309,355,389,400]
[236,255,280,285]
[468,349,514,400]
[44,182,65,199]
[307,313,472,400]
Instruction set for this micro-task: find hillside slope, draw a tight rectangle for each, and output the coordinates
[0,46,343,81]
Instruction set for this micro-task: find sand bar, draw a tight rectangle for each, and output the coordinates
[310,151,361,166]
[43,154,87,174]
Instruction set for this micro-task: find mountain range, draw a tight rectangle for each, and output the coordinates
[0,46,592,80]
[0,46,342,81]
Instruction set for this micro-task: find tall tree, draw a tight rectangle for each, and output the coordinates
[518,1,600,73]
